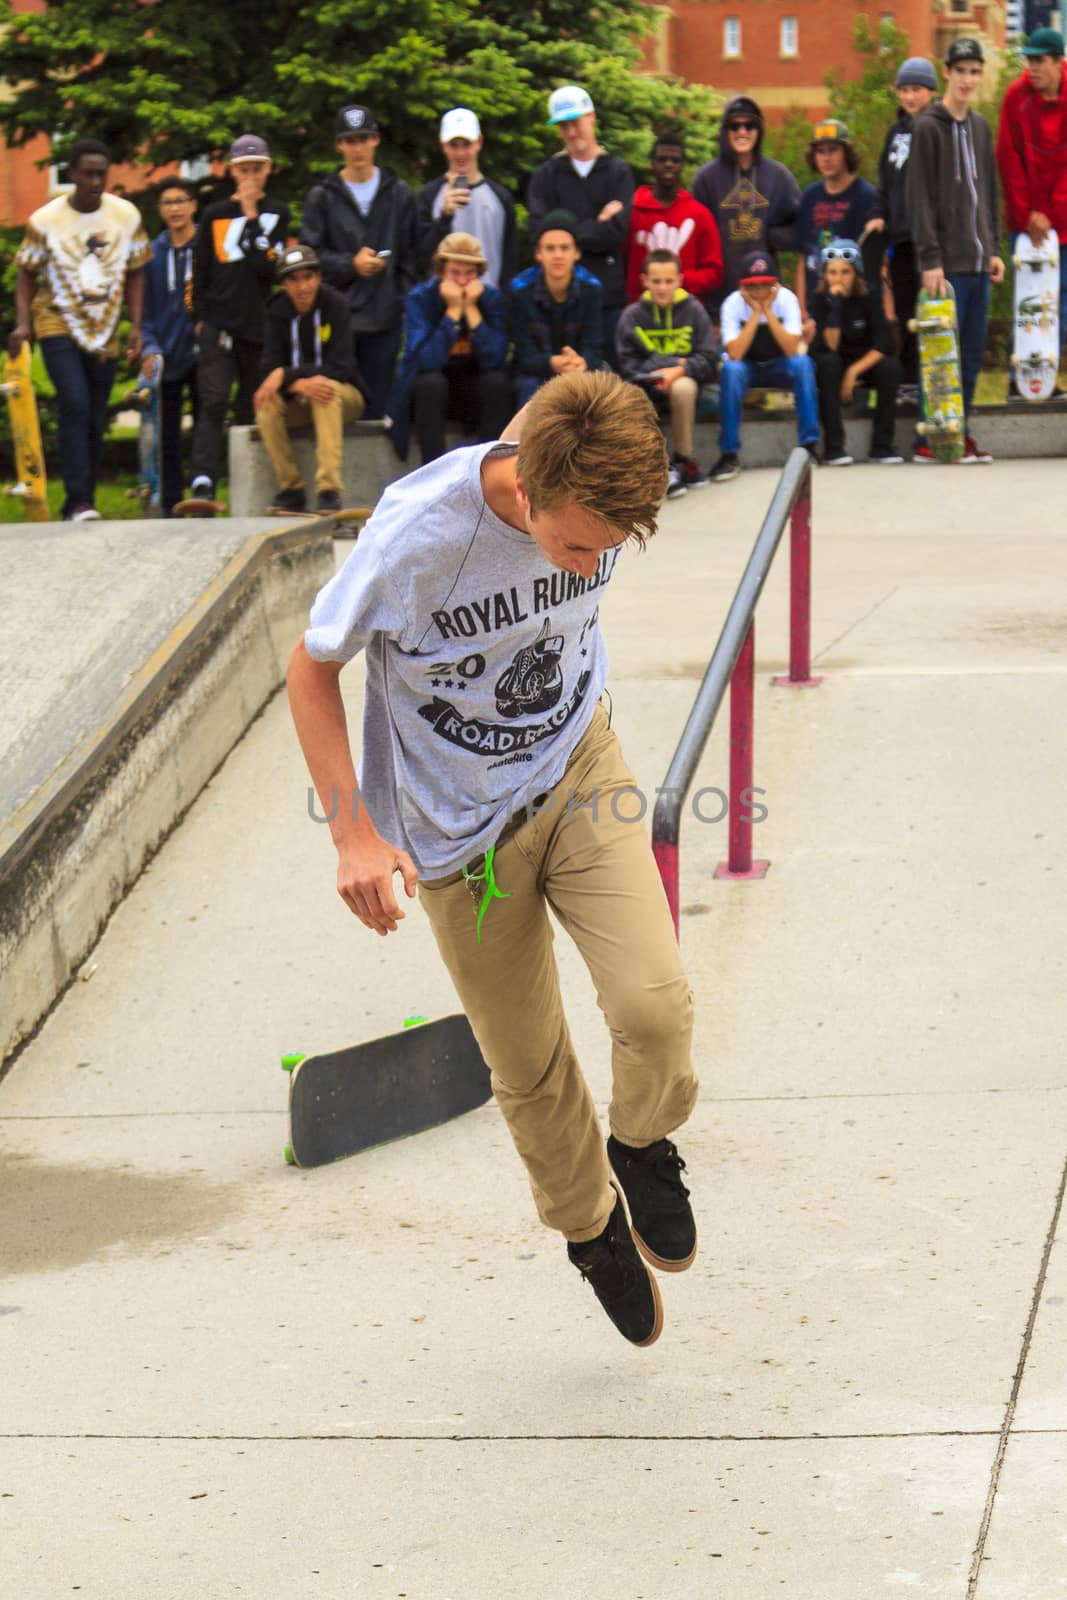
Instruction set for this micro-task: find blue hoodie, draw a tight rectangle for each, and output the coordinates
[142,228,198,381]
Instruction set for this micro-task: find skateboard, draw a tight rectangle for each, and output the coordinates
[125,353,164,515]
[1011,229,1060,401]
[264,504,371,533]
[172,497,226,517]
[910,285,964,463]
[1,343,49,521]
[281,1012,491,1168]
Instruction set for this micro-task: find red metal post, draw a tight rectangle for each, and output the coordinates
[772,468,823,689]
[652,838,680,939]
[715,621,769,881]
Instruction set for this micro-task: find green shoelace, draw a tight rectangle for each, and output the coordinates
[462,843,511,944]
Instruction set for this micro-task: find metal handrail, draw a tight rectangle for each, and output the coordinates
[652,447,815,934]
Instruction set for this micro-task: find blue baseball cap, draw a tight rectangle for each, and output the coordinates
[547,86,594,126]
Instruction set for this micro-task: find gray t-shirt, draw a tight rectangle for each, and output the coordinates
[304,442,621,877]
[432,179,507,288]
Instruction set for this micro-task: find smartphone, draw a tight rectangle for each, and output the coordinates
[374,249,392,260]
[453,176,471,193]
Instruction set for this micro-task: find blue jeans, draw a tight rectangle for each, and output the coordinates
[718,355,819,456]
[947,272,991,424]
[38,336,117,518]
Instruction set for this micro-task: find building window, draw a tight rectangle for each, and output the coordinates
[780,15,798,55]
[724,15,741,57]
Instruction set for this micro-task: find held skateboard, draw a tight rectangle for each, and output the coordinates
[1011,229,1060,401]
[125,354,164,515]
[909,285,964,463]
[1,343,49,520]
[281,1013,491,1168]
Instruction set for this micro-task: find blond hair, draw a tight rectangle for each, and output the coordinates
[516,371,668,548]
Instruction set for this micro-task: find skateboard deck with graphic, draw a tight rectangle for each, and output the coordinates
[1,343,48,520]
[1011,229,1060,401]
[281,1013,491,1168]
[910,286,964,463]
[125,354,164,515]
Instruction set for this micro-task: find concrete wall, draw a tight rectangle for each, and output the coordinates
[0,525,335,1064]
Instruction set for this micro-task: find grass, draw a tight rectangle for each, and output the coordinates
[0,474,230,523]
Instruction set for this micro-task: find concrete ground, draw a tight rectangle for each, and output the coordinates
[1,460,1065,1597]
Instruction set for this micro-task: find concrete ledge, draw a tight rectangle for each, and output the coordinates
[229,419,399,518]
[0,518,336,1064]
[228,401,1067,510]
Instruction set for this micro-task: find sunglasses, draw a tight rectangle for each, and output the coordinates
[729,119,759,132]
[822,244,860,265]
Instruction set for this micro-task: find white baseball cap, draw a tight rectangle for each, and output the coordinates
[440,107,481,142]
[547,85,594,126]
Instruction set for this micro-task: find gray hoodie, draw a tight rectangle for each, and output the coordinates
[906,100,999,275]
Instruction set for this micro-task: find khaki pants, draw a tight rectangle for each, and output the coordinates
[667,374,698,460]
[255,381,365,495]
[418,703,698,1243]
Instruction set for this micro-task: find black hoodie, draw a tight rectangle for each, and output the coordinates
[299,167,417,333]
[871,108,920,245]
[906,100,999,275]
[691,97,802,296]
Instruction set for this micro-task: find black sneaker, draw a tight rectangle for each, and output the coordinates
[607,1134,697,1273]
[189,476,215,503]
[316,489,342,512]
[273,486,308,512]
[567,1188,663,1347]
[803,443,821,466]
[710,452,741,483]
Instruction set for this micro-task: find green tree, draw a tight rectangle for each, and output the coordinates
[0,0,722,214]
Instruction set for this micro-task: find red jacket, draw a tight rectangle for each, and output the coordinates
[625,186,723,302]
[996,69,1067,235]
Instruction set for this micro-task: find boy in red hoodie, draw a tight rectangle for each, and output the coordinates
[625,136,723,304]
[996,26,1067,355]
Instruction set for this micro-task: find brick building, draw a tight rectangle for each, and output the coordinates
[644,1,1010,124]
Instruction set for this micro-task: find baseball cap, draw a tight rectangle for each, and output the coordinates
[547,85,594,126]
[335,105,379,137]
[1021,27,1065,57]
[276,244,321,281]
[440,107,481,142]
[433,231,488,270]
[738,250,778,283]
[895,56,938,89]
[228,134,270,164]
[811,118,850,145]
[946,37,984,66]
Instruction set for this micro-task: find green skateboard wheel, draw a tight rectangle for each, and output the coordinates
[403,1016,429,1029]
[281,1053,305,1072]
[284,1144,295,1165]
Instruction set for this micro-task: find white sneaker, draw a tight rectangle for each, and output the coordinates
[70,507,101,522]
[824,452,854,467]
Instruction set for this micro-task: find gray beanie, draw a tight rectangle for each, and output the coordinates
[896,56,938,90]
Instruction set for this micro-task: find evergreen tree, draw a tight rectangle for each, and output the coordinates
[0,0,722,213]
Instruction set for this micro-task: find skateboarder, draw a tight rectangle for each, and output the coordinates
[287,370,698,1348]
[996,27,1067,357]
[907,38,1004,463]
[9,137,152,521]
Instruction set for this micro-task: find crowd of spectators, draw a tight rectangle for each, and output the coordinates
[9,27,1067,517]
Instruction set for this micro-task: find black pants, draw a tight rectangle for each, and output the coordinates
[354,327,402,419]
[38,336,116,518]
[189,328,261,487]
[161,370,199,514]
[411,366,513,463]
[888,243,921,385]
[813,351,902,456]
